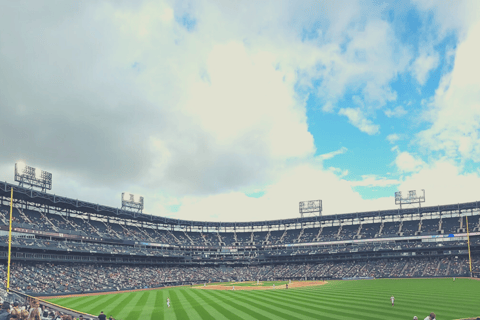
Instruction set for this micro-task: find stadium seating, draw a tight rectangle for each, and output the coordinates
[401,220,420,236]
[420,218,440,235]
[1,200,479,296]
[2,256,476,295]
[441,217,460,234]
[382,221,400,236]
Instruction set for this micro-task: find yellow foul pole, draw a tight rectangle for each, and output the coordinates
[466,216,473,276]
[7,188,13,291]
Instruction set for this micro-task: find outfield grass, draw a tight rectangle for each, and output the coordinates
[200,281,289,287]
[46,278,480,320]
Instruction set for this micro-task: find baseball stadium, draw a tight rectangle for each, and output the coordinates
[0,177,479,319]
[2,1,480,320]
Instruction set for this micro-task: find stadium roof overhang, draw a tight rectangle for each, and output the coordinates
[1,181,479,228]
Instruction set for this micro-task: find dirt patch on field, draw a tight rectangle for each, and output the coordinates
[194,281,327,291]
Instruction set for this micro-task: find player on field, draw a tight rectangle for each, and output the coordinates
[166,298,170,308]
[424,312,436,320]
[390,295,394,306]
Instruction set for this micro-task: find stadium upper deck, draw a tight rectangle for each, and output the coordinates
[0,181,479,272]
[1,180,480,229]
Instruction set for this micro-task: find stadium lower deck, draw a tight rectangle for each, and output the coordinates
[2,257,480,295]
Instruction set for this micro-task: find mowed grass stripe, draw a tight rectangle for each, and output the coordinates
[137,290,158,320]
[276,286,401,317]
[47,296,86,306]
[190,289,248,320]
[206,290,272,320]
[283,280,469,308]
[149,289,165,320]
[314,279,480,313]
[84,292,137,314]
[248,289,372,320]
[103,292,139,319]
[181,289,217,320]
[229,290,321,320]
[56,295,103,310]
[210,290,304,320]
[163,290,177,320]
[125,291,150,320]
[183,290,229,320]
[73,292,133,317]
[175,290,207,320]
[283,279,479,319]
[170,290,192,320]
[87,292,136,317]
[67,295,114,313]
[269,284,442,319]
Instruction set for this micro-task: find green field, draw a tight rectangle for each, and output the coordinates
[46,278,480,320]
[194,281,289,287]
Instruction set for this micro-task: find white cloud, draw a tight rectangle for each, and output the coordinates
[313,19,410,114]
[412,0,480,39]
[184,42,314,159]
[171,163,394,222]
[0,1,320,198]
[416,21,480,162]
[395,151,425,173]
[327,167,349,178]
[338,108,380,135]
[349,175,400,187]
[2,0,462,223]
[412,50,440,85]
[384,106,407,118]
[386,133,401,144]
[317,147,348,161]
[0,0,414,202]
[398,160,480,206]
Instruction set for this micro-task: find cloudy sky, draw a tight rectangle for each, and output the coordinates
[1,0,479,222]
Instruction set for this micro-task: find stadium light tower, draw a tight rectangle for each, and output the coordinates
[299,200,322,218]
[14,161,52,192]
[395,189,425,209]
[121,192,144,213]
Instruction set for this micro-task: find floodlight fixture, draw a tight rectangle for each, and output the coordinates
[395,189,425,209]
[299,199,322,218]
[35,169,42,180]
[17,161,26,173]
[14,162,52,192]
[121,192,144,213]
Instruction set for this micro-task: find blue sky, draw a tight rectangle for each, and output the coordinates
[0,0,479,222]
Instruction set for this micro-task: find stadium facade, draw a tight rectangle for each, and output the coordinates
[0,181,479,295]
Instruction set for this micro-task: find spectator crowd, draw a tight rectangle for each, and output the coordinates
[0,256,477,295]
